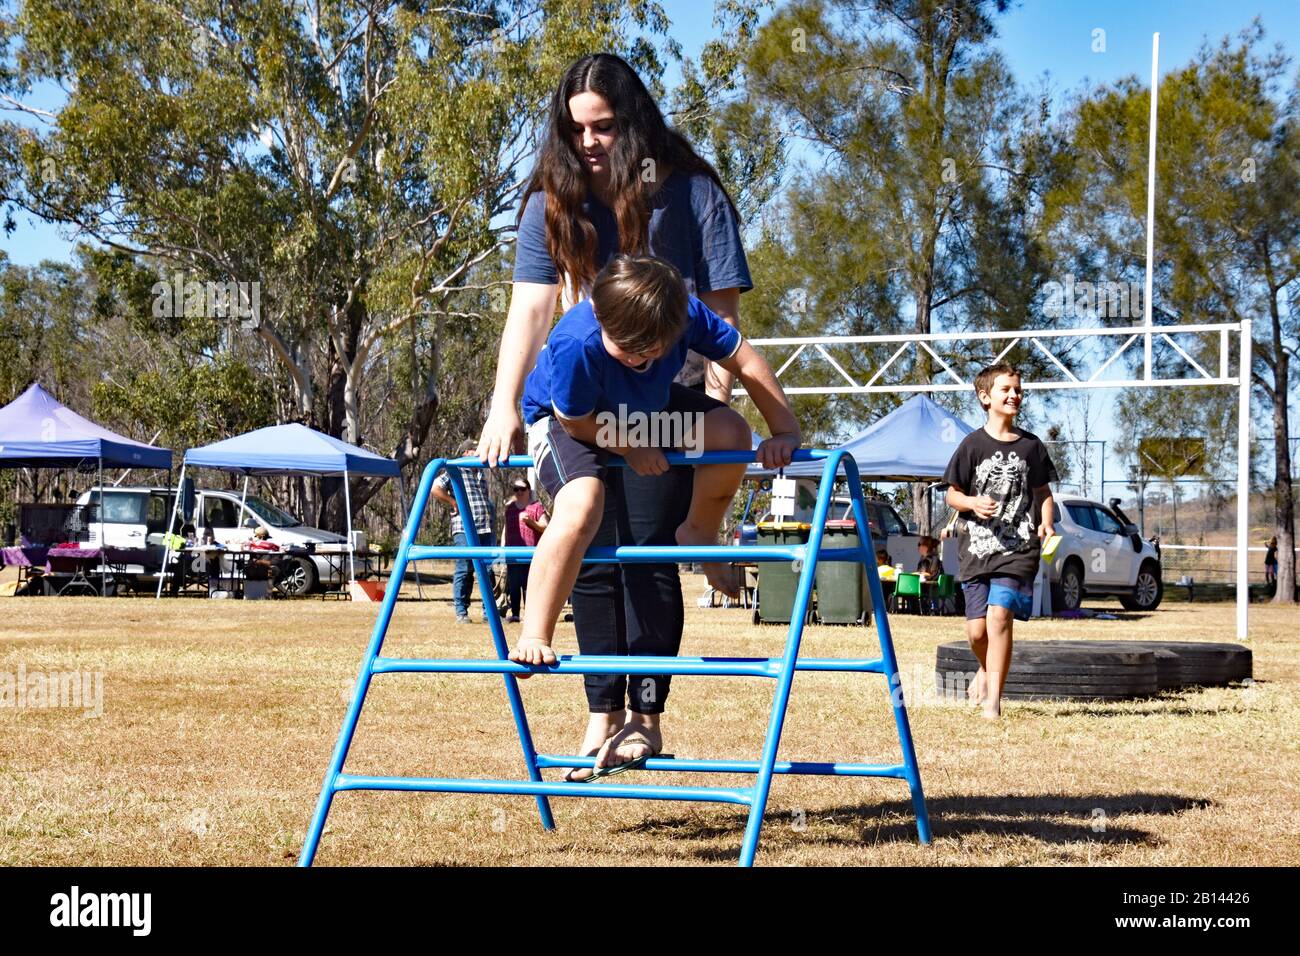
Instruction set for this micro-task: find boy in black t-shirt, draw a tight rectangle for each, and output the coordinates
[942,363,1058,720]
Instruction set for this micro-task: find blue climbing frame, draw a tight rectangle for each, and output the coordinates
[299,448,930,867]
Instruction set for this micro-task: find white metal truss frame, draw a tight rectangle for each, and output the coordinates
[741,319,1254,640]
[745,321,1241,395]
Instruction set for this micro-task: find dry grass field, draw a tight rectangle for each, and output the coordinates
[1,567,1296,867]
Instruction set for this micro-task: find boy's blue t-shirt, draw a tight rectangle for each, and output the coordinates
[521,296,742,425]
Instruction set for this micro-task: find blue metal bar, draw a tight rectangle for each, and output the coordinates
[333,774,753,805]
[737,449,844,867]
[405,544,866,563]
[371,655,886,677]
[443,467,555,832]
[297,455,447,867]
[533,755,908,778]
[438,449,832,471]
[842,457,932,845]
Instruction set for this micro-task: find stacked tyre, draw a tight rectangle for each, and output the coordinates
[935,640,1252,702]
[936,642,1157,701]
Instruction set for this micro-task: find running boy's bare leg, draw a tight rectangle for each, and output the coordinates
[982,605,1014,719]
[674,406,752,597]
[509,476,604,675]
[965,616,988,705]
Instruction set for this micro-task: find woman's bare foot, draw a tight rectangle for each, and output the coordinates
[675,523,738,597]
[565,712,624,782]
[595,711,662,770]
[967,667,987,707]
[509,636,557,678]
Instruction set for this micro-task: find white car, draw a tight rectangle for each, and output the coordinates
[77,486,363,595]
[768,482,1162,613]
[1045,497,1163,612]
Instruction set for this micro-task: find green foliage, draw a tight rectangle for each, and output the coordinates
[91,351,274,452]
[736,0,1057,444]
[1051,22,1299,496]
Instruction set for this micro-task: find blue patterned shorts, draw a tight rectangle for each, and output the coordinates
[963,574,1033,622]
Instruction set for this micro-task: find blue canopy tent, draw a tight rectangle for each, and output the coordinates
[758,395,976,481]
[157,424,401,596]
[0,382,172,594]
[0,382,171,470]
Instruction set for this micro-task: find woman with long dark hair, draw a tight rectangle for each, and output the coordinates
[477,53,753,780]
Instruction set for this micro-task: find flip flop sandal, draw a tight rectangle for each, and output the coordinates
[563,748,601,783]
[580,751,674,783]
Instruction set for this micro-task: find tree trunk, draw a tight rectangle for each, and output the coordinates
[318,301,365,534]
[350,385,440,516]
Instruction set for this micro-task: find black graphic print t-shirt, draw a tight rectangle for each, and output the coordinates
[942,426,1059,582]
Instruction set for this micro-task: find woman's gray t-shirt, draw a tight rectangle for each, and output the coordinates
[512,170,752,386]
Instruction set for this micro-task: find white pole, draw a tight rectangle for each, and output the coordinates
[343,469,356,586]
[238,475,249,528]
[156,463,186,599]
[1143,32,1160,381]
[97,457,106,597]
[1236,320,1252,641]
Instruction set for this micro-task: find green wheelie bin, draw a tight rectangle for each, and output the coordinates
[816,519,867,624]
[755,521,811,624]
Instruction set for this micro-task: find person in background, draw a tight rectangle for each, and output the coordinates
[915,535,942,581]
[432,438,498,623]
[876,547,896,581]
[1264,536,1278,588]
[247,526,279,551]
[501,479,548,623]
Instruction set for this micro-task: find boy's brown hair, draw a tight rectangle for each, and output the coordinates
[973,362,1022,410]
[591,255,689,354]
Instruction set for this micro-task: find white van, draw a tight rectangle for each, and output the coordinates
[78,486,363,595]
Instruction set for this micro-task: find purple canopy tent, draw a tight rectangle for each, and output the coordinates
[0,383,173,594]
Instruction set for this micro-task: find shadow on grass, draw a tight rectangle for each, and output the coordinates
[1010,686,1257,717]
[612,791,1211,860]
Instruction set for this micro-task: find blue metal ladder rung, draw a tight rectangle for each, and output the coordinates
[299,449,931,867]
[405,544,869,564]
[534,755,909,778]
[371,655,887,678]
[333,774,754,806]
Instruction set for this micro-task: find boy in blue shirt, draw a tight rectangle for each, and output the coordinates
[511,255,800,677]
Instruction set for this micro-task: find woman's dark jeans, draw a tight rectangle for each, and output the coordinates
[570,463,694,715]
[506,564,530,618]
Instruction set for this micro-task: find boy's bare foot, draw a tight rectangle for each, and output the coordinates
[967,667,987,706]
[595,713,662,770]
[675,522,738,597]
[981,700,1002,720]
[508,636,557,678]
[565,713,624,782]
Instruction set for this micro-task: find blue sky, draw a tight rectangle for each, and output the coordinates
[3,0,1295,492]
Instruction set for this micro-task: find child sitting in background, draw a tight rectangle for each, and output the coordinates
[876,547,897,582]
[915,535,942,580]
